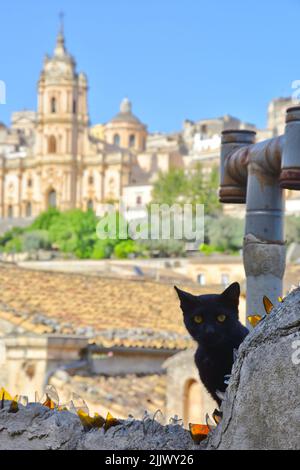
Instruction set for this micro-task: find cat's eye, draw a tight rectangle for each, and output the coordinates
[217,314,227,323]
[194,315,204,324]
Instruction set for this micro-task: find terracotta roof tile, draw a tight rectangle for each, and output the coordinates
[50,373,167,419]
[0,265,219,350]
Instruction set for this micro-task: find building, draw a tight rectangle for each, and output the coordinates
[0,26,182,222]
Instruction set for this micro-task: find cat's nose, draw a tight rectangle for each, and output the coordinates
[204,325,215,337]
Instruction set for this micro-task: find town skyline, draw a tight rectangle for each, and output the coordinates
[0,0,299,132]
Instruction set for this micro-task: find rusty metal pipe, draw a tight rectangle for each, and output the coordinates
[220,130,255,203]
[218,108,300,324]
[280,106,300,189]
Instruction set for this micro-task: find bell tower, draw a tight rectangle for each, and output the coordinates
[36,16,89,209]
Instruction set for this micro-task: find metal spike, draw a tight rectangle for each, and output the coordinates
[205,413,216,432]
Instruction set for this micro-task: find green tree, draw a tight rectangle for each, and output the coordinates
[206,216,244,253]
[285,216,300,245]
[48,209,98,259]
[151,164,221,215]
[151,169,188,206]
[29,208,61,231]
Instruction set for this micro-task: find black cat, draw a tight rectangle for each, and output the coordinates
[174,282,249,407]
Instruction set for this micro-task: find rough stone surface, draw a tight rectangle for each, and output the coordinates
[206,287,300,450]
[0,403,197,450]
[0,403,83,450]
[79,420,198,451]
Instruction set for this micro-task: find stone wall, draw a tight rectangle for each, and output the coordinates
[0,403,197,450]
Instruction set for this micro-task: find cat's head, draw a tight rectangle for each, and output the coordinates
[174,283,240,348]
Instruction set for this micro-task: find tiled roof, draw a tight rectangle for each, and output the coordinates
[0,264,219,350]
[51,373,167,419]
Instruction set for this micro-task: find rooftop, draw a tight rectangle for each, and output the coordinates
[50,372,167,419]
[0,265,220,350]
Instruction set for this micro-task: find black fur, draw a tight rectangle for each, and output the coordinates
[174,283,249,407]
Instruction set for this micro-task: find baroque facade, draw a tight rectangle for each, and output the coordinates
[0,27,182,221]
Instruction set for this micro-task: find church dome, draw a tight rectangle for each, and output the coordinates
[110,98,142,124]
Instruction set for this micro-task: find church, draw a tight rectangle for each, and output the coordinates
[0,24,183,221]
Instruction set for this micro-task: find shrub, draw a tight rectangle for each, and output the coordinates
[114,240,141,259]
[199,243,223,255]
[3,237,23,254]
[91,239,116,259]
[22,230,51,252]
[0,227,25,247]
[140,239,186,258]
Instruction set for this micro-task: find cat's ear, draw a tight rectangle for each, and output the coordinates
[174,286,197,312]
[221,282,240,308]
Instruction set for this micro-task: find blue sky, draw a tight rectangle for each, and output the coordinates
[0,0,299,132]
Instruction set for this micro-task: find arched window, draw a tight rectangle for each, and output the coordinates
[51,97,56,113]
[8,205,13,219]
[87,200,94,211]
[129,134,136,148]
[48,135,57,154]
[48,190,57,208]
[113,134,120,146]
[26,202,32,218]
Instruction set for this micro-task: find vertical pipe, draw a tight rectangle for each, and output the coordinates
[243,167,285,322]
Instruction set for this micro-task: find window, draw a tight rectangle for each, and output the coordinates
[48,135,57,154]
[8,205,13,219]
[88,175,94,185]
[51,97,56,113]
[197,274,206,286]
[136,195,142,206]
[28,178,33,188]
[26,202,32,218]
[129,134,136,148]
[73,99,77,114]
[113,134,120,146]
[221,274,230,286]
[48,190,57,208]
[87,200,94,211]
